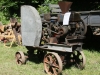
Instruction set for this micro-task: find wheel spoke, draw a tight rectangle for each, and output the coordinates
[52,67,58,75]
[48,55,53,63]
[52,63,59,69]
[52,57,56,63]
[44,56,50,64]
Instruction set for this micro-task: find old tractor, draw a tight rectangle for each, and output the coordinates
[15,1,87,75]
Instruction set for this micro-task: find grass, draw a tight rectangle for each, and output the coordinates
[0,42,100,75]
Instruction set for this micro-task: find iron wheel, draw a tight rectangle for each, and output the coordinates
[43,52,63,75]
[73,50,86,69]
[15,51,26,65]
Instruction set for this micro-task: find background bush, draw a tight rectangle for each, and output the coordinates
[0,0,100,24]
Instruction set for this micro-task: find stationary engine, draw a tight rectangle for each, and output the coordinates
[41,2,87,45]
[15,4,86,74]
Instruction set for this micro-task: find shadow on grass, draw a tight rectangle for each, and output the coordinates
[83,35,100,52]
[24,46,46,64]
[24,53,44,64]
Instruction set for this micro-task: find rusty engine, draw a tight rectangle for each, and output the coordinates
[41,1,87,46]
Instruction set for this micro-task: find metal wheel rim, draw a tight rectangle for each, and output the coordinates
[15,51,26,65]
[43,52,63,75]
[73,50,86,69]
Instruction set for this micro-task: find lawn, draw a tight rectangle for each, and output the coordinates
[0,42,100,75]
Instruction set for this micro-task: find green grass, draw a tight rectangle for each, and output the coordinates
[0,42,100,75]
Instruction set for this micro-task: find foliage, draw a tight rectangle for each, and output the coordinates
[0,0,42,24]
[0,12,9,25]
[38,5,49,14]
[37,0,61,14]
[0,0,18,16]
[0,0,19,24]
[0,0,100,24]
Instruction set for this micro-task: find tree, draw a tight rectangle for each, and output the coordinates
[0,0,45,17]
[0,0,100,20]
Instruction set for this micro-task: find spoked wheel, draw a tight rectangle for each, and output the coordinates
[15,51,26,65]
[72,50,86,69]
[44,52,62,75]
[75,19,87,36]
